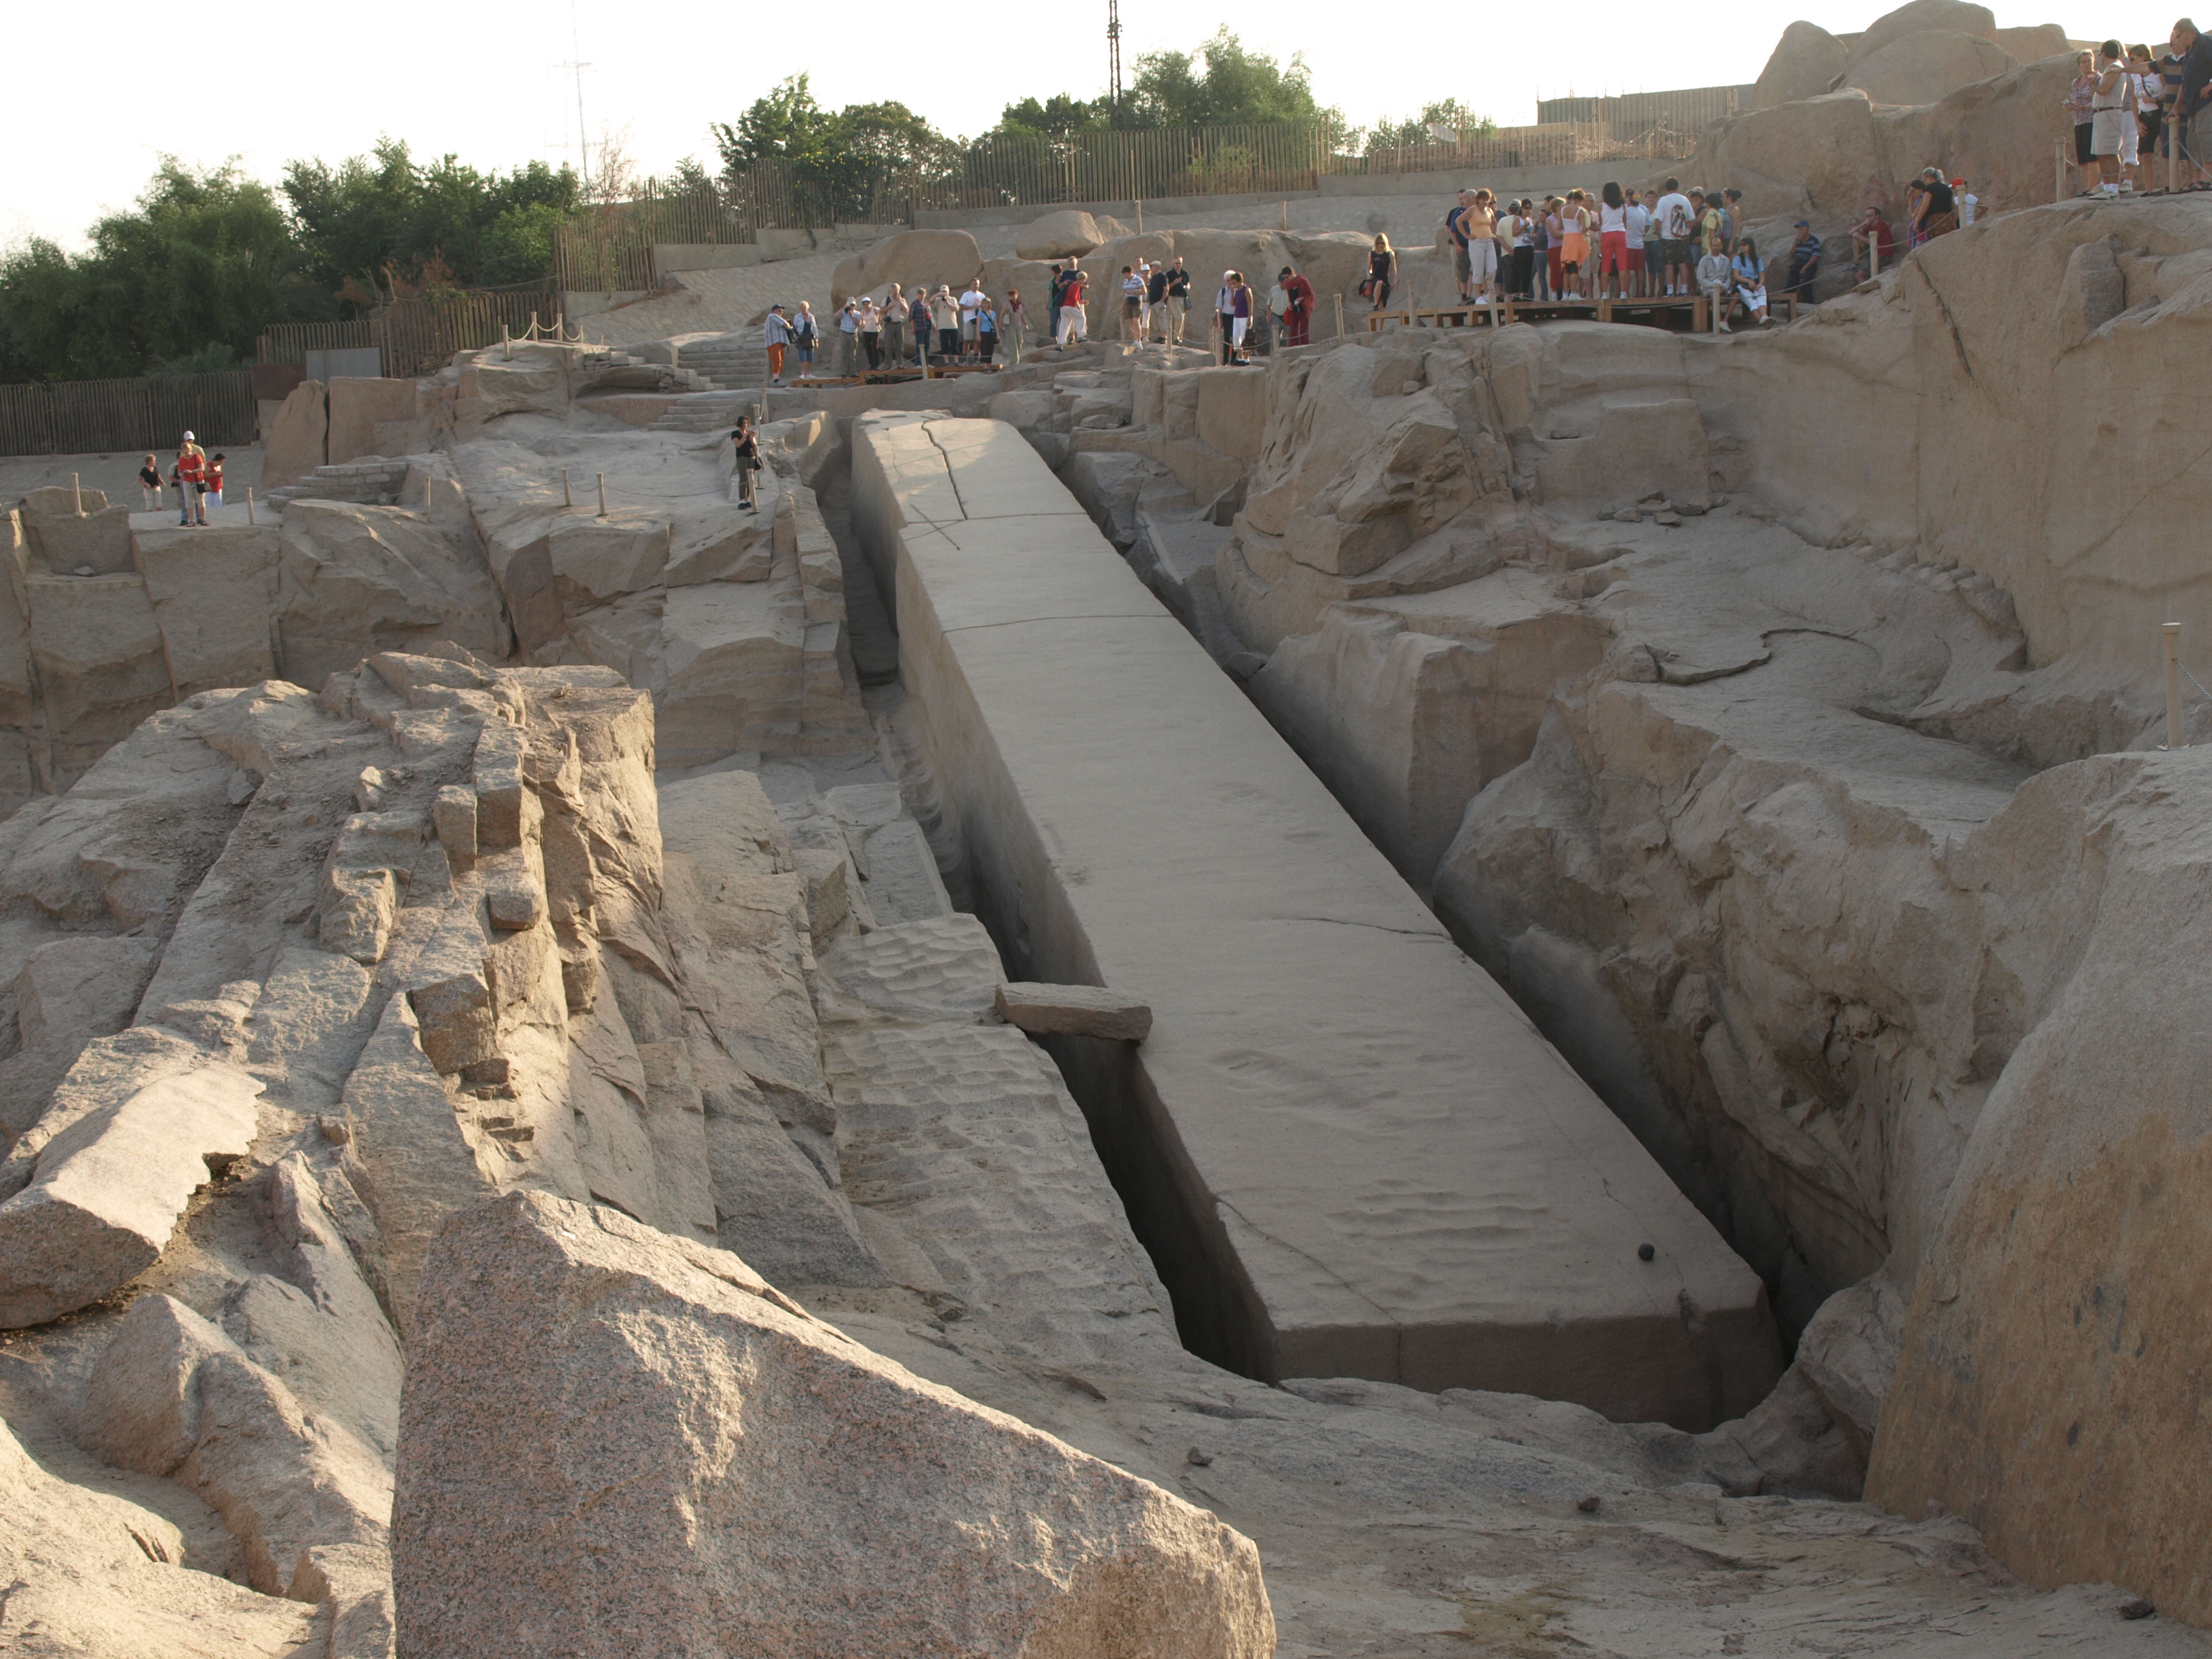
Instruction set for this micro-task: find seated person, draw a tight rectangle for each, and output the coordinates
[1731,237,1771,326]
[1849,207,1897,275]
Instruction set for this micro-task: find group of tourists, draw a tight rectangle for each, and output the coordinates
[140,435,224,525]
[2067,21,2212,195]
[817,281,1020,378]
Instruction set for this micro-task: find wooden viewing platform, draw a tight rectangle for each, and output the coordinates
[791,363,1004,389]
[1366,290,1802,336]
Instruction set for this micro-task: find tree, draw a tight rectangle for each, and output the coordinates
[0,158,311,382]
[282,140,580,304]
[996,94,1110,138]
[714,80,953,223]
[1361,98,1499,157]
[1127,30,1333,129]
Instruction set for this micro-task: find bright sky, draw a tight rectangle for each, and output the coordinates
[0,1,2139,253]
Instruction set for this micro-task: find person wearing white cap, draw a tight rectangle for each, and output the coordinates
[176,432,207,526]
[1216,270,1238,365]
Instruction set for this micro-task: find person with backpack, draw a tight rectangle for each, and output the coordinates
[1652,178,1695,297]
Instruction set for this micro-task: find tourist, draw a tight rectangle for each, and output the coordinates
[931,287,960,362]
[1507,199,1538,299]
[1542,197,1566,299]
[730,417,760,511]
[1914,167,1960,237]
[1730,235,1771,326]
[1446,189,1476,301]
[1164,258,1191,344]
[881,285,909,368]
[836,300,860,375]
[1624,188,1651,297]
[793,302,818,375]
[1692,189,1724,265]
[1144,260,1170,341]
[1047,264,1065,341]
[1597,181,1630,300]
[2068,50,2101,193]
[960,280,988,361]
[1849,206,1897,275]
[137,454,161,511]
[1955,176,1979,224]
[976,296,997,363]
[206,453,225,509]
[856,295,882,370]
[1782,221,1822,304]
[1278,264,1315,347]
[1697,235,1734,332]
[176,437,206,525]
[1364,235,1398,312]
[2168,18,2212,189]
[1470,189,1503,303]
[1000,287,1027,364]
[1722,187,1746,254]
[2133,46,2167,179]
[1903,174,1929,248]
[1230,272,1255,361]
[1120,265,1145,343]
[1531,199,1555,299]
[1057,266,1088,347]
[2090,43,2134,195]
[1653,176,1695,297]
[1216,270,1239,363]
[763,305,793,386]
[1560,190,1591,300]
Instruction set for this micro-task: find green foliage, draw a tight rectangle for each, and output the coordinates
[1360,98,1498,156]
[1127,30,1332,129]
[713,76,955,222]
[281,139,580,303]
[0,158,313,382]
[996,94,1110,138]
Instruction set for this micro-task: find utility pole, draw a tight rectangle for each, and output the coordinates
[1108,0,1122,115]
[565,0,592,198]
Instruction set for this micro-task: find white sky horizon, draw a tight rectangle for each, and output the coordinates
[0,1,2150,255]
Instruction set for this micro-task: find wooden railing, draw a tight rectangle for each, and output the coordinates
[257,289,561,378]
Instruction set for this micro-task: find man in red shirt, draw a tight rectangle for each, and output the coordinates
[1277,266,1316,347]
[1056,269,1088,347]
[175,438,206,526]
[1850,206,1897,276]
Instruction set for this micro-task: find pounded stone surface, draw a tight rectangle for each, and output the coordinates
[394,1190,1276,1659]
[0,1063,263,1326]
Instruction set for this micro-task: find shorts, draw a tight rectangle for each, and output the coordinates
[1123,296,1142,315]
[1651,237,1686,269]
[2190,106,2212,164]
[962,317,979,338]
[2092,106,2129,156]
[1626,246,1646,270]
[1560,234,1588,268]
[2075,119,2096,163]
[1453,241,1473,281]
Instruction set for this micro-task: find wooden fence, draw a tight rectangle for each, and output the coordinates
[1535,85,1752,131]
[0,370,257,460]
[554,116,1707,291]
[258,289,561,378]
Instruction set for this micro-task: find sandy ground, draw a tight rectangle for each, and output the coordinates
[1,447,266,511]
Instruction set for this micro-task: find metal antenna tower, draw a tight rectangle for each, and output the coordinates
[563,0,592,197]
[1107,0,1122,112]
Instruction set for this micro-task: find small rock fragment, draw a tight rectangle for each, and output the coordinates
[1576,1493,1601,1512]
[994,981,1153,1043]
[2120,1595,2156,1621]
[1188,1446,1215,1467]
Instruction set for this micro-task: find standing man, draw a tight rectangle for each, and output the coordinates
[730,418,761,512]
[1119,264,1145,343]
[1652,177,1694,297]
[836,299,860,375]
[1623,187,1651,296]
[1277,265,1315,347]
[960,278,988,361]
[1163,258,1191,346]
[176,433,206,526]
[763,305,793,387]
[1446,189,1476,302]
[1057,266,1088,347]
[1145,258,1170,341]
[881,285,910,369]
[2171,18,2212,187]
[1047,265,1065,344]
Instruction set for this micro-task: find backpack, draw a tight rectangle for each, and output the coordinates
[1665,200,1693,239]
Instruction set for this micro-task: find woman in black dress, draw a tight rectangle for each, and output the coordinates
[1366,234,1398,312]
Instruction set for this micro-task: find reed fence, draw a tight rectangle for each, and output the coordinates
[554,116,1703,292]
[257,289,561,378]
[0,370,256,460]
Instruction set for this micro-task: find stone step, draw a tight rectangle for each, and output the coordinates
[265,460,412,508]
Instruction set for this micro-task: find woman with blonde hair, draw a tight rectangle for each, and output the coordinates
[1364,233,1398,312]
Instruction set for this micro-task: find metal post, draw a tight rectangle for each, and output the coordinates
[246,487,256,526]
[72,473,82,516]
[563,468,573,509]
[2163,622,2185,748]
[1333,293,1346,340]
[596,472,607,518]
[502,323,512,360]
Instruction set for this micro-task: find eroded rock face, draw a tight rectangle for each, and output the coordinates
[394,1190,1277,1659]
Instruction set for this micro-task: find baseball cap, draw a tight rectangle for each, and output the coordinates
[1795,219,1810,227]
[181,430,195,440]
